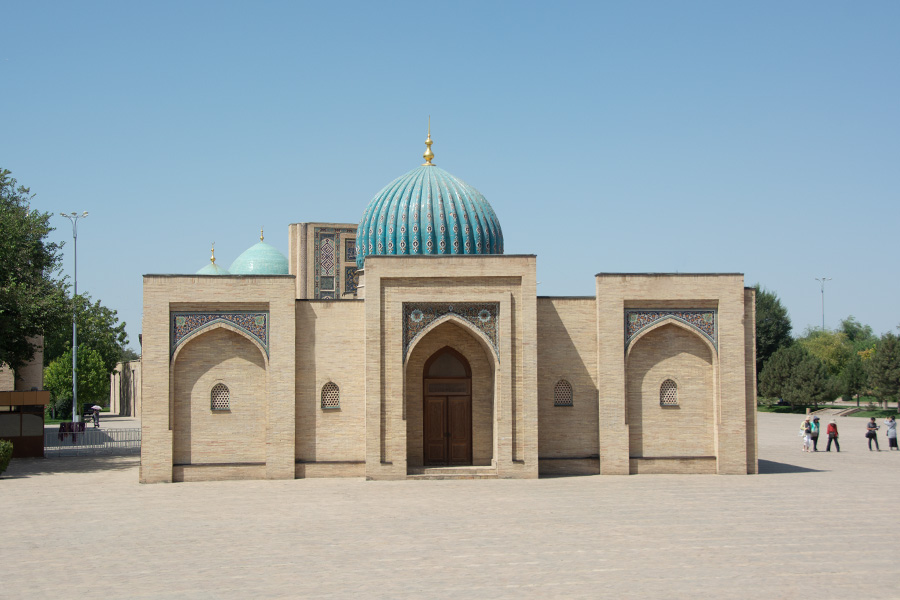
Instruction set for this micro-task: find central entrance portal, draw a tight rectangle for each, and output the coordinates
[423,348,472,466]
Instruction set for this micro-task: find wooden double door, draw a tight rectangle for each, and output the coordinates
[423,378,472,466]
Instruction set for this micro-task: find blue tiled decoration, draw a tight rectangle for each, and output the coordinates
[403,302,499,358]
[356,166,504,269]
[171,311,269,357]
[625,310,717,349]
[313,227,355,299]
[345,266,359,293]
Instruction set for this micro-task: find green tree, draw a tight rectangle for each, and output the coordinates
[43,345,109,418]
[0,169,68,373]
[759,343,805,406]
[797,328,854,377]
[754,285,793,377]
[841,352,868,407]
[44,293,130,373]
[840,316,877,350]
[867,333,900,410]
[758,343,836,408]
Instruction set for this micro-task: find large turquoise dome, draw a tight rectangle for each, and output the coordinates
[229,238,289,275]
[356,163,503,269]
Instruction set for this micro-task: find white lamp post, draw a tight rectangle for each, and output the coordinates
[60,211,88,422]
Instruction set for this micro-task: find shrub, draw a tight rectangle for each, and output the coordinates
[0,439,12,476]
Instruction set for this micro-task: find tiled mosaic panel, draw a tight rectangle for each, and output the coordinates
[345,238,357,262]
[344,266,359,293]
[625,310,716,347]
[171,312,268,355]
[313,227,355,299]
[403,302,499,357]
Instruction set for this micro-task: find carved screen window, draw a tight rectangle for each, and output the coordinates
[211,384,230,411]
[554,379,573,407]
[660,379,678,406]
[321,382,340,410]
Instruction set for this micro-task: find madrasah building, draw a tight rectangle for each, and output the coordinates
[140,129,758,483]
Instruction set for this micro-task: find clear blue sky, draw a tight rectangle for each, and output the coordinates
[2,1,898,351]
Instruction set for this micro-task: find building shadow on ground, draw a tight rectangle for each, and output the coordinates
[758,459,825,474]
[0,455,138,479]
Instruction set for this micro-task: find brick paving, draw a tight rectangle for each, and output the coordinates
[4,411,900,599]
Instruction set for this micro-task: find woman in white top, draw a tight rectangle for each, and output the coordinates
[884,416,897,450]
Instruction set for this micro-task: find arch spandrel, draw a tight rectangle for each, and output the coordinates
[171,311,269,359]
[625,317,717,363]
[171,320,269,368]
[405,312,499,368]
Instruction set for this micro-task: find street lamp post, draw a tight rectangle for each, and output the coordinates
[60,211,88,422]
[815,277,832,331]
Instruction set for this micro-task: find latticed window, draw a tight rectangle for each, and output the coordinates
[211,383,230,411]
[660,379,678,406]
[321,382,340,409]
[554,379,573,407]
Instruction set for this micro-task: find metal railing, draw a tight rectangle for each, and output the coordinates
[44,427,141,455]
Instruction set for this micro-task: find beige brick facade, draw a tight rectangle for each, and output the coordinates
[140,248,756,482]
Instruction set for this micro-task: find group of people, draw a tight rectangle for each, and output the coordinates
[800,414,898,452]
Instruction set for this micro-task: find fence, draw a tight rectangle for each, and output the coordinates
[44,427,141,456]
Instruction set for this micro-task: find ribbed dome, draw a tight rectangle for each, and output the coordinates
[356,165,503,269]
[229,241,289,275]
[196,262,230,275]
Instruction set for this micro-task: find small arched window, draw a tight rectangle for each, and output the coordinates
[554,379,573,407]
[211,383,230,411]
[321,382,340,410]
[660,379,678,406]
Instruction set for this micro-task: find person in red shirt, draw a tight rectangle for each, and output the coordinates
[826,420,840,452]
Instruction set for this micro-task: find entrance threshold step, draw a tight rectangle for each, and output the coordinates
[407,466,498,480]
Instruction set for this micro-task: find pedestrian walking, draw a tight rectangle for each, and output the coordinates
[885,416,898,450]
[800,416,812,452]
[866,417,880,451]
[826,419,840,452]
[810,416,821,451]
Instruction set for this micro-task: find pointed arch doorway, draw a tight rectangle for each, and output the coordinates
[423,347,472,466]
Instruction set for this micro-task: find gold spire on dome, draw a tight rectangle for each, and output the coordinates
[210,243,216,264]
[260,227,264,242]
[422,116,434,166]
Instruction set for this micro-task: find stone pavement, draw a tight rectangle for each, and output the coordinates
[4,412,900,599]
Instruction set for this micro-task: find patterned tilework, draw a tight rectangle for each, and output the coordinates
[403,302,499,359]
[313,227,356,299]
[345,238,357,263]
[625,310,717,348]
[171,312,269,357]
[344,266,359,293]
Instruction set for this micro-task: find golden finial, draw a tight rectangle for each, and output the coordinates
[422,116,434,166]
[260,227,264,242]
[210,242,216,264]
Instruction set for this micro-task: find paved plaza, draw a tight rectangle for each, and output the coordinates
[4,411,900,599]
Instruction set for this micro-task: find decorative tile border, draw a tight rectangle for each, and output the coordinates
[625,309,717,349]
[403,302,499,359]
[171,311,269,357]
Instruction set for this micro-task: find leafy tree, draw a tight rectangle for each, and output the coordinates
[790,354,838,409]
[754,285,793,377]
[758,343,836,408]
[0,169,68,373]
[797,328,854,377]
[841,352,868,407]
[840,316,877,350]
[759,344,805,406]
[867,333,900,409]
[44,293,130,373]
[43,345,109,418]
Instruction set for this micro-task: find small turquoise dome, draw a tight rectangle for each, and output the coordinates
[196,262,230,275]
[229,241,289,275]
[356,165,503,269]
